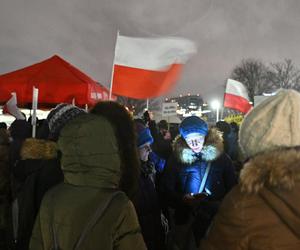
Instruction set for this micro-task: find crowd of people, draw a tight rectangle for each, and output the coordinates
[0,89,299,250]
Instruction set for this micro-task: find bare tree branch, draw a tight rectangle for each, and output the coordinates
[229,58,269,102]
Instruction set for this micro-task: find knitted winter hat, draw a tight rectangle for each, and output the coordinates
[135,121,154,147]
[239,89,300,158]
[47,104,85,139]
[179,116,208,139]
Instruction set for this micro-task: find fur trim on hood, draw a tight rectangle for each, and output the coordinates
[173,127,224,164]
[240,147,300,194]
[21,138,58,160]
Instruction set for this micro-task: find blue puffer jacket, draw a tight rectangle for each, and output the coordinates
[159,128,237,224]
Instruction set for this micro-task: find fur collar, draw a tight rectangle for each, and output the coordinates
[240,147,300,194]
[21,138,58,160]
[173,128,224,164]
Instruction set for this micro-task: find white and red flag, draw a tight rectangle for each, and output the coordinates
[2,92,25,120]
[224,79,252,113]
[111,34,197,99]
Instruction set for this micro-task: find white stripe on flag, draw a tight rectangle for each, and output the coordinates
[226,79,250,101]
[115,35,197,70]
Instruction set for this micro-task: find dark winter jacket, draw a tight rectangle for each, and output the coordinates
[9,120,31,167]
[13,138,63,250]
[133,161,165,250]
[30,114,146,250]
[149,120,172,161]
[160,128,237,224]
[200,147,300,250]
[0,129,11,249]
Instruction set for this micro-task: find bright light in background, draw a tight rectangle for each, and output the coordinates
[263,91,277,96]
[211,100,220,110]
[0,108,49,127]
[210,100,220,122]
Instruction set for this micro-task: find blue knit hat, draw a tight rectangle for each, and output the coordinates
[179,116,208,139]
[135,121,154,147]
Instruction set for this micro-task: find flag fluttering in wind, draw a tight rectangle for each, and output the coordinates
[2,92,25,120]
[111,34,197,99]
[224,79,252,113]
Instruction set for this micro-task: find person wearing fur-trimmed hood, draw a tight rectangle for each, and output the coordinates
[159,116,236,249]
[200,89,300,250]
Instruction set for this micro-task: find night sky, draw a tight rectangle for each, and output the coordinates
[1,0,300,102]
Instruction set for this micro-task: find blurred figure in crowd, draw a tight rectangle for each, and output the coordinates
[152,120,173,161]
[13,104,84,250]
[0,126,12,249]
[134,121,166,250]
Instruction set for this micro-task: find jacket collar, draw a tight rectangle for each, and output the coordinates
[240,147,300,194]
[20,138,58,160]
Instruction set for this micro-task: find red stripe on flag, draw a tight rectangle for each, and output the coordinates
[112,64,182,99]
[224,93,252,113]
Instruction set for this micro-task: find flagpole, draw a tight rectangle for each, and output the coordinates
[146,99,149,110]
[31,87,39,138]
[109,30,120,100]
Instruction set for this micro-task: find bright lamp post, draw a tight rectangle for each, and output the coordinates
[211,100,220,122]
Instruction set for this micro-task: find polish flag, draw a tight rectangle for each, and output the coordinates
[224,79,252,113]
[112,34,197,99]
[2,92,25,120]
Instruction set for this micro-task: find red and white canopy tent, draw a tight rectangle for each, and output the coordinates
[0,55,114,108]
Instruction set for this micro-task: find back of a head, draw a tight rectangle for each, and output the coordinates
[9,120,31,140]
[58,113,121,188]
[240,89,300,159]
[0,128,9,145]
[216,121,231,135]
[158,120,168,130]
[0,122,7,130]
[47,103,85,141]
[90,101,140,198]
[90,102,137,150]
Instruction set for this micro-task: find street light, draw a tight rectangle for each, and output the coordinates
[211,100,220,122]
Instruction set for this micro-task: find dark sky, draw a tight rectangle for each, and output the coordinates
[1,0,300,102]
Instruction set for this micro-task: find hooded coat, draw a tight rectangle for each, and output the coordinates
[30,114,146,250]
[13,138,63,250]
[160,128,236,225]
[200,147,300,250]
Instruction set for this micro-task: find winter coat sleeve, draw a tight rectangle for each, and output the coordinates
[113,200,147,250]
[199,187,249,250]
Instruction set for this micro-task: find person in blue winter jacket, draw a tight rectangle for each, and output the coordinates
[160,116,237,249]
